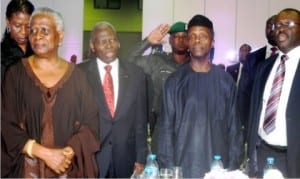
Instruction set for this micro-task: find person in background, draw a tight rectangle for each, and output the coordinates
[217,63,226,70]
[78,21,148,178]
[70,54,77,64]
[226,43,252,83]
[1,0,34,82]
[1,7,100,178]
[247,8,300,178]
[237,15,278,141]
[126,22,189,154]
[157,14,243,178]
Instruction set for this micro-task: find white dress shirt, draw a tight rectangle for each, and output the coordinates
[97,58,119,108]
[237,63,243,86]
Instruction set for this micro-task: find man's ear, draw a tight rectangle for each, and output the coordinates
[211,39,215,48]
[89,40,95,53]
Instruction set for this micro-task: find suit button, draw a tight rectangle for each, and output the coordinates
[109,141,112,145]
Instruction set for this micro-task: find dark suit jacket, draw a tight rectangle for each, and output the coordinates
[247,54,300,178]
[78,58,148,178]
[237,46,267,136]
[226,63,240,82]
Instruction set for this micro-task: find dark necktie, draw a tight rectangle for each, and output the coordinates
[270,46,278,56]
[103,65,115,117]
[263,55,288,134]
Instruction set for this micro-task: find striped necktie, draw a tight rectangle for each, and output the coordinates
[263,55,288,134]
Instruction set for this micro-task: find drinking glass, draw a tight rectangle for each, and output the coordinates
[159,168,173,179]
[173,166,183,179]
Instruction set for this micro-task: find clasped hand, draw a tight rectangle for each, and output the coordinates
[43,146,75,174]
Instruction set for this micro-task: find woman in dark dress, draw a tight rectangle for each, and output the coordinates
[1,7,100,178]
[1,0,35,81]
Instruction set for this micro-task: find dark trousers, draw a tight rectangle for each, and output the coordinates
[256,138,287,178]
[105,160,117,178]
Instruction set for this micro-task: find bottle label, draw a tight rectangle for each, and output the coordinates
[144,166,159,177]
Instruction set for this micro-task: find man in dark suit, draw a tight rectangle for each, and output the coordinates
[78,22,148,178]
[237,15,277,139]
[247,8,300,178]
[226,43,252,83]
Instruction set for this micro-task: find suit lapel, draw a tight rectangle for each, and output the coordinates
[286,60,300,119]
[86,59,104,107]
[114,60,130,119]
[250,55,277,146]
[86,59,113,120]
[258,55,278,91]
[256,46,267,63]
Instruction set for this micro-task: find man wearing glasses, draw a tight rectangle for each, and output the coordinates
[247,8,300,178]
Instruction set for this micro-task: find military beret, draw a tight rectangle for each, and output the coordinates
[187,14,213,30]
[168,21,187,34]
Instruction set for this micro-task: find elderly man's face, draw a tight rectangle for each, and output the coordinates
[90,26,120,64]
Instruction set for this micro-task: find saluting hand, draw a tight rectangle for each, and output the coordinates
[147,24,170,45]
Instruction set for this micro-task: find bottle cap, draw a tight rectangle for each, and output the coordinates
[149,154,156,160]
[267,157,275,164]
[214,155,221,160]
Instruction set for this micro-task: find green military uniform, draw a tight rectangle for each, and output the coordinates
[126,22,189,154]
[128,50,188,153]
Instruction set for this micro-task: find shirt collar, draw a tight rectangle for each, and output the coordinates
[96,58,119,70]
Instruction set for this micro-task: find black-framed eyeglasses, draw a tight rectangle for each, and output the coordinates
[275,21,300,29]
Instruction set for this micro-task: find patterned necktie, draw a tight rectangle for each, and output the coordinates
[263,55,288,134]
[103,65,114,117]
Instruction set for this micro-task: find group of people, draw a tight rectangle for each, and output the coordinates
[1,0,300,178]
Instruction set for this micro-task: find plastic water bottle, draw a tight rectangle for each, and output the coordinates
[210,155,224,172]
[143,154,159,179]
[143,167,154,179]
[263,157,277,178]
